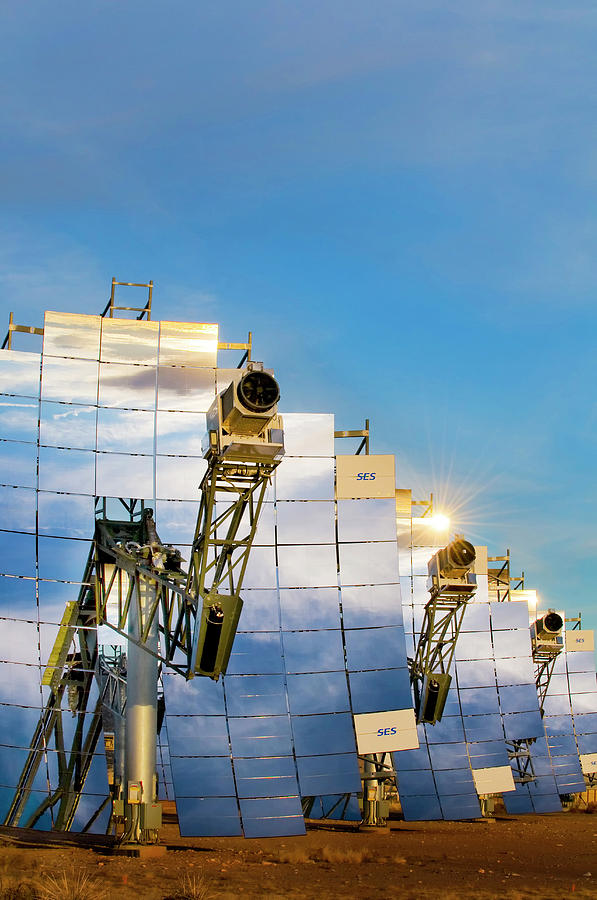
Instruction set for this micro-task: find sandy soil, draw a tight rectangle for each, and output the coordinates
[1,809,596,899]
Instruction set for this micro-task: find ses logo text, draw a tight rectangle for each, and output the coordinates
[356,472,376,481]
[377,726,397,736]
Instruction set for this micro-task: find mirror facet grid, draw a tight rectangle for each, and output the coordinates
[0,311,595,835]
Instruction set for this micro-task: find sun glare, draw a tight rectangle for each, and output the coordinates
[430,513,450,532]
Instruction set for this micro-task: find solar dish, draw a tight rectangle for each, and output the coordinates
[0,309,595,838]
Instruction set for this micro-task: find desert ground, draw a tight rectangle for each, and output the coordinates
[1,805,596,899]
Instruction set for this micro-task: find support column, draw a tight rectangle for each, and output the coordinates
[363,755,379,826]
[123,575,161,844]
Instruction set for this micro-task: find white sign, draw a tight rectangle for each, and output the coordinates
[472,765,515,795]
[565,630,595,652]
[353,708,418,754]
[336,454,395,499]
[580,753,597,775]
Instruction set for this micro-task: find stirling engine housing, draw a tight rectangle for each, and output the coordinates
[204,364,284,462]
[427,537,477,598]
[531,610,564,658]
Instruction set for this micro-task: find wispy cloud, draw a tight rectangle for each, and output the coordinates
[0,230,105,324]
[156,285,219,322]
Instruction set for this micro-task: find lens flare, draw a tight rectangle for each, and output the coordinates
[430,513,450,532]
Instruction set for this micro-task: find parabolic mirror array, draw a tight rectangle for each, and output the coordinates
[0,310,596,837]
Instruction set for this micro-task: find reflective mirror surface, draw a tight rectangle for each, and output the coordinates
[1,313,595,839]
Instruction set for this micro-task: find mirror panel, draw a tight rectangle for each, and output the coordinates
[280,414,334,457]
[158,322,218,368]
[0,352,41,398]
[100,318,158,365]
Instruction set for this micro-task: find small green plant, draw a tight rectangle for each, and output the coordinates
[164,871,210,900]
[35,869,99,900]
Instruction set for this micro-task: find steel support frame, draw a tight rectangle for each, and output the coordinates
[534,653,560,715]
[410,592,469,716]
[487,550,524,600]
[488,553,511,603]
[101,279,153,320]
[361,752,396,826]
[3,564,108,831]
[302,793,354,820]
[94,459,276,677]
[97,650,127,719]
[94,541,195,678]
[6,454,278,834]
[506,739,536,784]
[334,419,370,455]
[186,458,275,605]
[1,311,44,349]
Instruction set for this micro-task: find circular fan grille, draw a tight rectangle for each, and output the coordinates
[237,371,280,413]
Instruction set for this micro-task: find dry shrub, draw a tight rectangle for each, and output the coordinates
[0,851,23,878]
[35,869,100,900]
[275,848,311,865]
[277,845,375,865]
[164,871,210,900]
[319,845,372,865]
[0,878,38,900]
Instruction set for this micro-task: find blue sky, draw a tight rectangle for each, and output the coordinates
[0,2,596,634]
